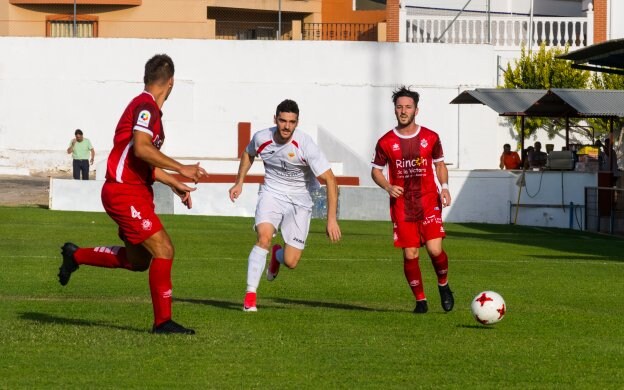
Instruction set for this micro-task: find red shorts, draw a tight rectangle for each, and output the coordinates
[393,211,446,248]
[101,182,163,245]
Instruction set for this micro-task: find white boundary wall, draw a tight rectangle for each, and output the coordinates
[50,170,596,230]
[0,37,521,181]
[3,37,594,228]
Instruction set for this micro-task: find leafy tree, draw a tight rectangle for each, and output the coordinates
[503,44,590,141]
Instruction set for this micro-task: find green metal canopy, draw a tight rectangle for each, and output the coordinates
[450,88,624,164]
[450,88,624,118]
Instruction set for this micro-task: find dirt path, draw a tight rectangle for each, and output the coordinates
[0,173,72,207]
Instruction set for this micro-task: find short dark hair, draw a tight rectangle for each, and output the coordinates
[504,143,511,148]
[392,86,420,107]
[75,129,83,136]
[276,99,299,118]
[143,54,174,85]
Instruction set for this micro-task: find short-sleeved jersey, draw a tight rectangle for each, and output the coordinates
[371,126,444,222]
[246,127,331,207]
[105,91,165,185]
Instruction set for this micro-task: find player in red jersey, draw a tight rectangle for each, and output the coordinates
[58,54,207,334]
[371,86,454,314]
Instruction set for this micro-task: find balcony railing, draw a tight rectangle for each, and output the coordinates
[401,10,594,49]
[215,21,292,40]
[303,23,378,41]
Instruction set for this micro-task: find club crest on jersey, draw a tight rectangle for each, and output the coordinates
[288,152,295,159]
[420,139,428,148]
[137,110,151,127]
[141,219,153,231]
[392,143,400,151]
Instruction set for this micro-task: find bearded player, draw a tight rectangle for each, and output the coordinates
[229,99,341,312]
[371,86,454,314]
[57,54,207,334]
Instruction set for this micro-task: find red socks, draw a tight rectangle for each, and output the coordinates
[403,257,426,301]
[149,258,173,326]
[431,251,449,285]
[73,247,134,270]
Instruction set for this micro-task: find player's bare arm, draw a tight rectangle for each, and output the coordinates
[317,168,341,242]
[434,161,451,207]
[229,151,255,202]
[154,168,195,209]
[132,131,207,183]
[371,167,404,198]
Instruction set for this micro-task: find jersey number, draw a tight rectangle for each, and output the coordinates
[131,205,142,220]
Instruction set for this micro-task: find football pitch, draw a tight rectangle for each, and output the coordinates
[1,207,622,389]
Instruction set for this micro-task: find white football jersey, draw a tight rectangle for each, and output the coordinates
[246,126,331,207]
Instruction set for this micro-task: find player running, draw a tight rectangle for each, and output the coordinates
[58,54,207,334]
[229,99,341,312]
[371,86,454,314]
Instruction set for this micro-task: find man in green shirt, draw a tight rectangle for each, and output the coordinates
[67,129,95,180]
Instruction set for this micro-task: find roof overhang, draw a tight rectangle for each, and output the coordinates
[10,0,141,5]
[558,39,624,75]
[450,88,624,118]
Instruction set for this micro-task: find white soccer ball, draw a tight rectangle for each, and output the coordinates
[471,291,506,325]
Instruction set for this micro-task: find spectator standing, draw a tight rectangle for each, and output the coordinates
[529,141,548,169]
[67,129,94,180]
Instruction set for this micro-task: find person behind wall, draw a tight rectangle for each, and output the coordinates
[499,143,521,170]
[67,129,95,180]
[595,140,607,171]
[529,141,548,169]
[602,138,618,173]
[522,146,534,169]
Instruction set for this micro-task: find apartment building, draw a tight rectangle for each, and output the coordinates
[0,0,388,40]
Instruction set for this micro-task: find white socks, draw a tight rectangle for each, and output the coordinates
[246,245,268,293]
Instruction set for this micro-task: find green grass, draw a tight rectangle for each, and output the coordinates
[0,207,623,389]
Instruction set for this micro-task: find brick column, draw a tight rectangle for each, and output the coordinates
[593,0,607,43]
[385,0,400,43]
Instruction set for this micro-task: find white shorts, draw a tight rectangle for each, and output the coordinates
[255,191,312,250]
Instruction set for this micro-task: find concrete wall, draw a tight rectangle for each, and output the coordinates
[2,37,597,229]
[49,170,597,230]
[0,37,579,179]
[0,37,512,177]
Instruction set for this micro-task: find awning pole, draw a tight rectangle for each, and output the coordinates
[609,117,614,173]
[520,116,526,167]
[566,116,570,148]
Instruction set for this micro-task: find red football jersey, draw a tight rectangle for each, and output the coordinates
[105,91,165,185]
[372,126,444,222]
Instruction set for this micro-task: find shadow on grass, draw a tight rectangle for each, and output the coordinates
[457,324,497,330]
[175,297,397,313]
[270,297,396,312]
[174,297,242,311]
[19,312,145,333]
[448,223,624,263]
